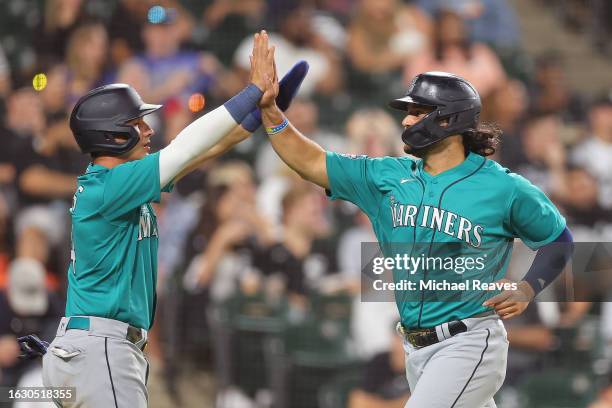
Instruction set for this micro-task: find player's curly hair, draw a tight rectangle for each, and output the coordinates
[462,122,502,157]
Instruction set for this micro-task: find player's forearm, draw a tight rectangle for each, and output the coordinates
[261,104,329,189]
[171,125,251,182]
[159,84,262,186]
[522,226,573,296]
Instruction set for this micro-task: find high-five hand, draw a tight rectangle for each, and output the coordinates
[249,30,276,96]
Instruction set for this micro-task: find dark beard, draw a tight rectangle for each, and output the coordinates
[403,144,428,158]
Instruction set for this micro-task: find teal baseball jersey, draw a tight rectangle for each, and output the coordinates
[326,151,566,329]
[65,152,171,330]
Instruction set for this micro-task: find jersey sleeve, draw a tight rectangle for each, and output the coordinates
[99,152,162,219]
[325,151,384,218]
[506,175,566,250]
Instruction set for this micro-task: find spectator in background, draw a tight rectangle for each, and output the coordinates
[3,88,84,286]
[203,0,266,66]
[1,89,46,146]
[346,0,430,99]
[344,108,403,157]
[13,193,80,293]
[481,79,528,166]
[404,9,506,99]
[310,2,347,51]
[65,22,109,104]
[14,209,57,273]
[570,93,612,209]
[512,113,569,201]
[108,0,194,67]
[337,211,374,294]
[182,162,274,302]
[0,89,47,210]
[0,258,63,389]
[348,325,410,408]
[10,91,83,208]
[257,181,334,310]
[233,0,342,97]
[107,0,149,66]
[414,0,521,51]
[133,14,222,107]
[557,166,612,240]
[38,61,69,121]
[528,51,586,123]
[32,0,87,61]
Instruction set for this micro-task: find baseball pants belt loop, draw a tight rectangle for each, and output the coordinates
[63,316,148,351]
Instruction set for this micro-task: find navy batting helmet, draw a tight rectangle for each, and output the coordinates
[389,72,481,149]
[70,84,162,155]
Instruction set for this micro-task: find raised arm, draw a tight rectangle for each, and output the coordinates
[260,102,329,189]
[170,60,310,183]
[159,31,274,186]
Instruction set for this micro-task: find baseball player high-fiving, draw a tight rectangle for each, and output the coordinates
[258,70,574,407]
[41,31,307,408]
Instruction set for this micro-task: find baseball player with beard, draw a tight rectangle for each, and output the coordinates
[37,31,307,407]
[258,70,574,407]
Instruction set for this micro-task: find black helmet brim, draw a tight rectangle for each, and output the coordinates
[124,103,163,123]
[388,95,438,111]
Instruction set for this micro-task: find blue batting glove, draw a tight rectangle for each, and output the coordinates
[17,334,49,359]
[241,60,309,132]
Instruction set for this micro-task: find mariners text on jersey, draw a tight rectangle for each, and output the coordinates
[138,204,159,240]
[390,203,484,247]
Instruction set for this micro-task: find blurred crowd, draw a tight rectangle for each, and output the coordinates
[0,0,612,407]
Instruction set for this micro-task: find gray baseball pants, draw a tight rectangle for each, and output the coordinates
[42,316,149,408]
[403,314,508,408]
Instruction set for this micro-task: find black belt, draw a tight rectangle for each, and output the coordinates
[398,320,467,348]
[398,311,495,348]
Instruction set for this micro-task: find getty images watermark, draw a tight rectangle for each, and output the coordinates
[370,253,517,292]
[360,241,612,302]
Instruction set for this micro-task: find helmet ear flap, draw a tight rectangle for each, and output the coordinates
[102,131,132,149]
[436,112,456,128]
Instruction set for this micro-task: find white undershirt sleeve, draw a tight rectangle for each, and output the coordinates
[158,105,237,187]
